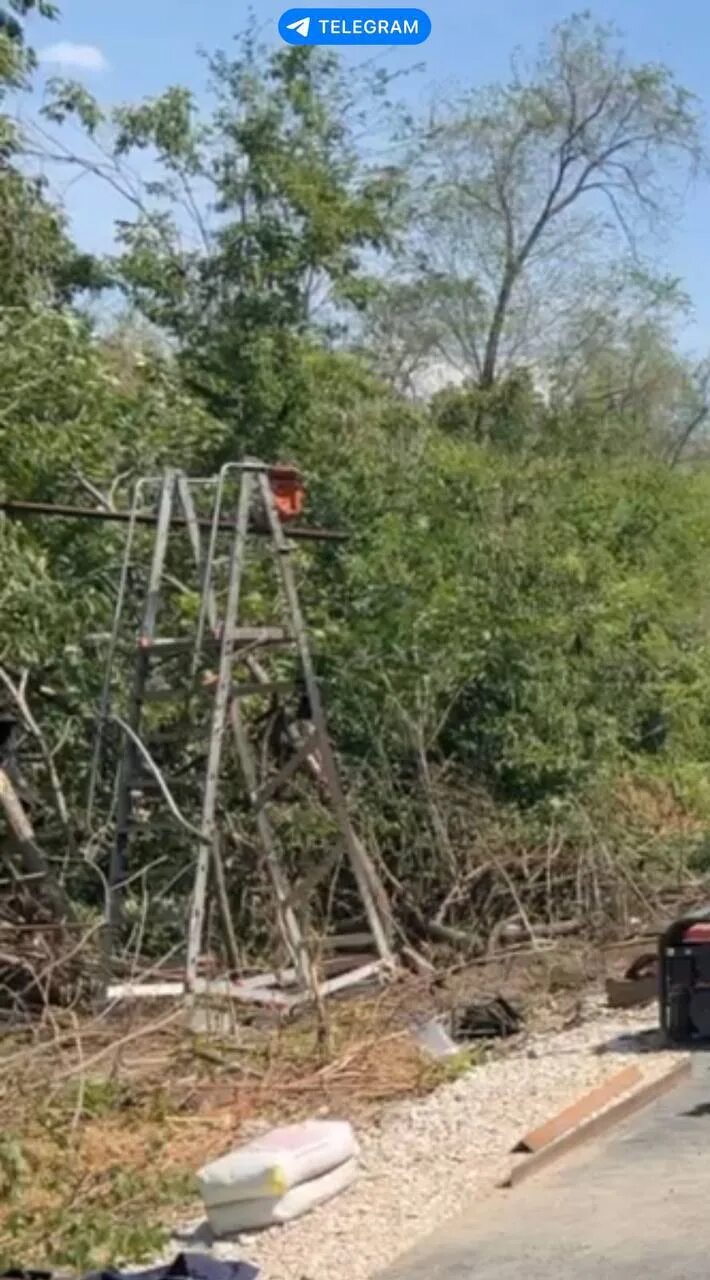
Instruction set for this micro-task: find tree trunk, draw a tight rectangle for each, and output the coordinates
[0,766,74,921]
[480,266,517,390]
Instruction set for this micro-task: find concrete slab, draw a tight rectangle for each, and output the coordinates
[379,1055,710,1280]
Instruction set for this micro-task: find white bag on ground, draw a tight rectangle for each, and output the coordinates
[198,1119,359,1206]
[206,1158,359,1235]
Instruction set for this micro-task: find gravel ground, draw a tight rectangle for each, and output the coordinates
[171,999,671,1280]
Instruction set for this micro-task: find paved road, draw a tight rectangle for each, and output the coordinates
[380,1055,710,1279]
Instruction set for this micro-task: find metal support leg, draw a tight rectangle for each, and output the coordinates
[106,470,176,973]
[186,472,253,992]
[255,471,395,967]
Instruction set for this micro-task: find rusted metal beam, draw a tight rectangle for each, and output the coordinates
[501,1058,692,1189]
[512,1064,642,1154]
[0,498,348,543]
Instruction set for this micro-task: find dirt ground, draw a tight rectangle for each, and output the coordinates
[0,935,657,1272]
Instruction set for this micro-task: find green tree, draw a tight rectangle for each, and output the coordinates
[382,13,702,392]
[42,35,403,456]
[0,0,105,306]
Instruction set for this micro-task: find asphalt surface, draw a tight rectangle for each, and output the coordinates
[380,1054,710,1279]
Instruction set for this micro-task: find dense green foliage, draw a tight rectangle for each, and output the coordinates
[3,6,710,958]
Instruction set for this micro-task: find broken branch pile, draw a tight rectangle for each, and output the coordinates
[0,918,98,1017]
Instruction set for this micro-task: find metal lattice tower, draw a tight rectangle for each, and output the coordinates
[87,461,394,1001]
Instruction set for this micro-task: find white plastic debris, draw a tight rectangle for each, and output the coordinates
[411,1017,460,1059]
[206,1158,360,1235]
[198,1119,359,1207]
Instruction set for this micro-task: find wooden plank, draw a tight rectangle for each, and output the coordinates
[289,960,385,1007]
[106,979,292,1008]
[512,1063,641,1153]
[500,1057,691,1189]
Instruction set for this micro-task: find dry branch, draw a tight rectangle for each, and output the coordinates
[0,664,78,866]
[0,766,73,922]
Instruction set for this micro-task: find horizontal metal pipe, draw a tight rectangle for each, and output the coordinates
[0,498,348,543]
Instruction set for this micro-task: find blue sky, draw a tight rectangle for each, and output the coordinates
[19,0,710,351]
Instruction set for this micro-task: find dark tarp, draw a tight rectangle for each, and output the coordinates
[3,1252,258,1280]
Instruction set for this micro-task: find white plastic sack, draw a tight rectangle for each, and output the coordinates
[206,1157,359,1235]
[198,1119,359,1206]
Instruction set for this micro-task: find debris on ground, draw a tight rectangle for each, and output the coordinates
[410,1017,460,1060]
[411,995,522,1060]
[0,947,665,1274]
[450,994,522,1040]
[167,1000,676,1280]
[0,1253,258,1280]
[118,1255,259,1280]
[605,952,658,1009]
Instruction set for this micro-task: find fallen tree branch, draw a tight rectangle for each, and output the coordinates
[52,1004,183,1082]
[0,766,74,921]
[498,917,583,946]
[0,664,78,867]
